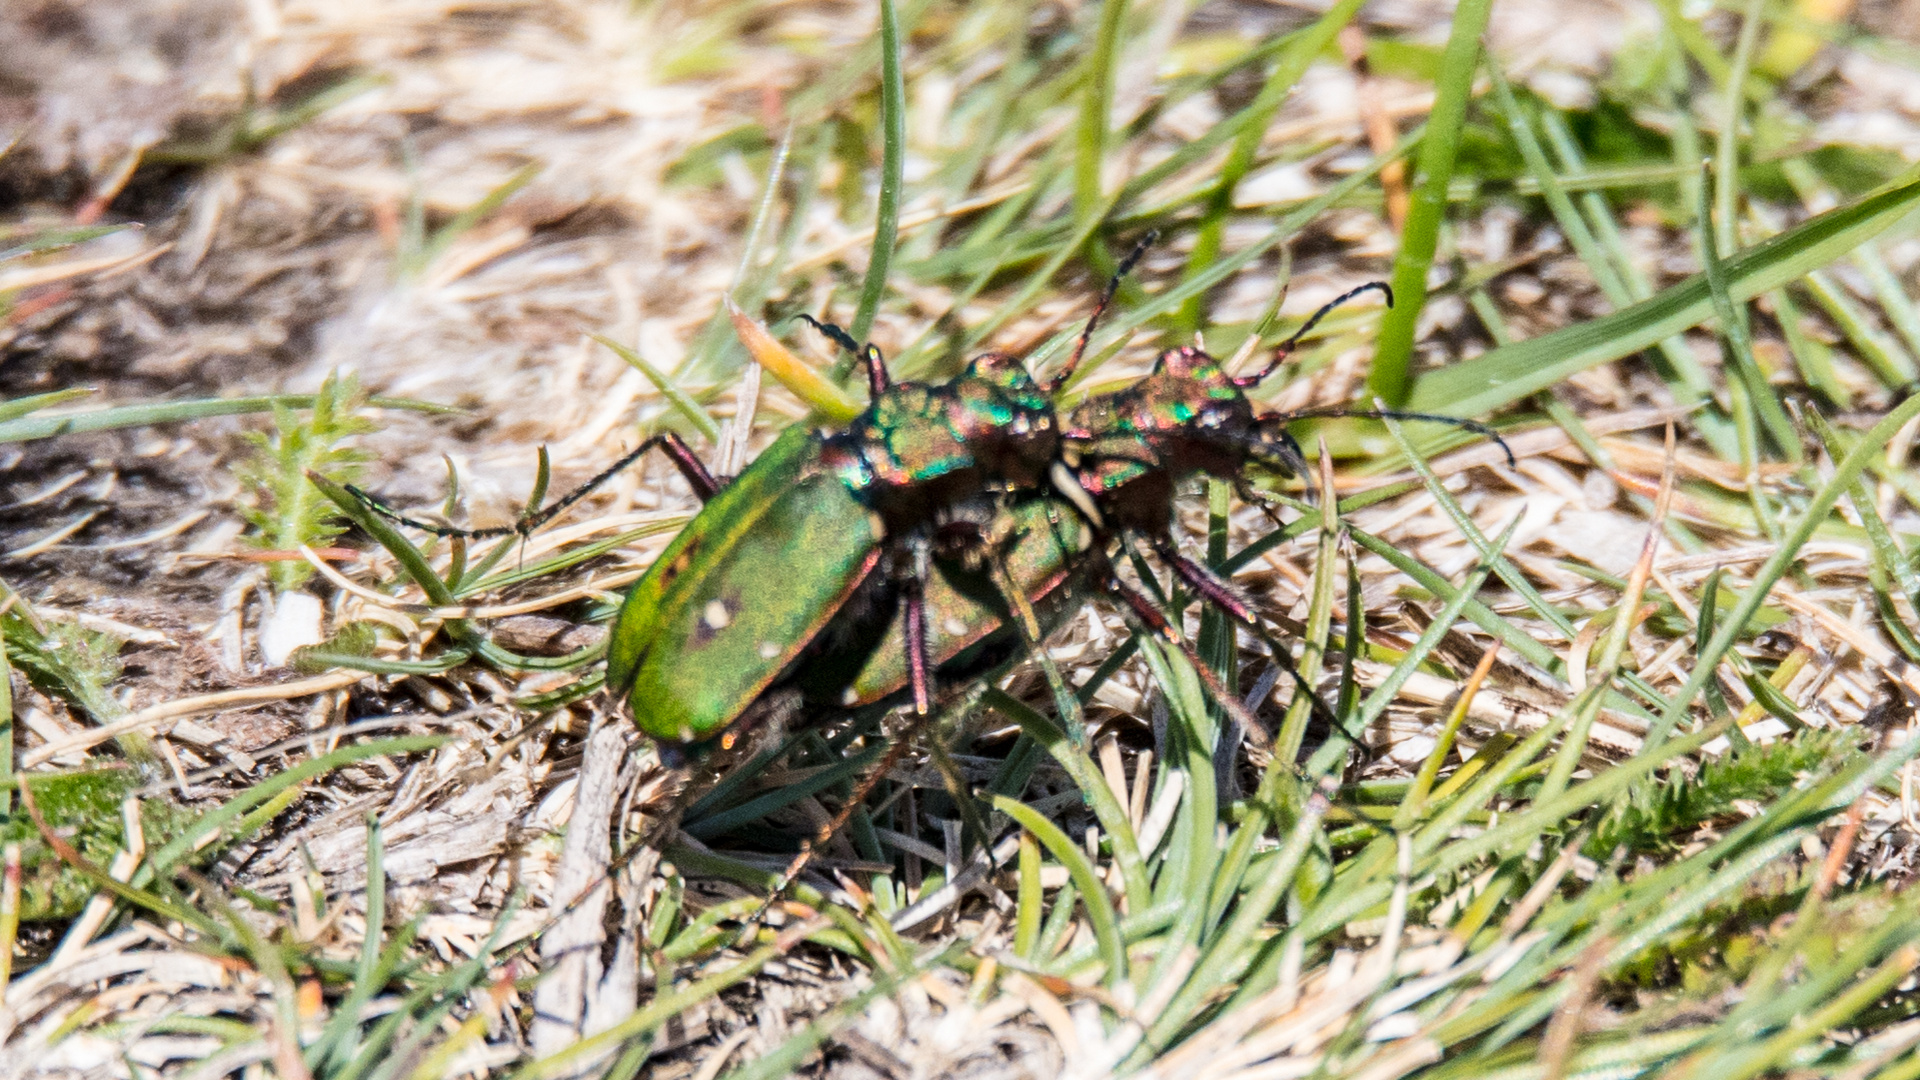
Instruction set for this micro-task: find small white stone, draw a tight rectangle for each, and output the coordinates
[260,590,324,667]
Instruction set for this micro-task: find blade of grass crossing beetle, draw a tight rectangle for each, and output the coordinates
[1407,172,1920,416]
[1648,392,1920,746]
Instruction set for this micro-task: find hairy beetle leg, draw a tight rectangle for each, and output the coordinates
[347,431,720,539]
[1146,535,1346,745]
[1094,557,1275,751]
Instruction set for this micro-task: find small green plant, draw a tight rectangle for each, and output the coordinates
[235,371,374,592]
[1587,727,1857,858]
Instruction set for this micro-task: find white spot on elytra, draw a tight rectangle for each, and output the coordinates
[943,617,969,637]
[758,641,781,659]
[841,686,860,706]
[703,599,732,630]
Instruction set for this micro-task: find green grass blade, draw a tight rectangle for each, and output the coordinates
[1716,0,1765,255]
[592,334,722,442]
[0,393,451,443]
[143,735,447,875]
[1406,173,1920,415]
[0,388,94,424]
[1698,167,1802,462]
[849,0,907,343]
[992,794,1126,990]
[1074,0,1129,228]
[1647,391,1920,745]
[1174,0,1364,333]
[1367,0,1495,404]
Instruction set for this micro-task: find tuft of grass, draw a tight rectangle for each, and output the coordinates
[235,371,376,592]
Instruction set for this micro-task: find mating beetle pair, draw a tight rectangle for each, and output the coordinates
[355,244,1505,757]
[598,250,1508,753]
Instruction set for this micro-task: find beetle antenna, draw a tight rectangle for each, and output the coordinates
[796,313,890,397]
[796,313,864,358]
[1271,407,1517,468]
[1233,281,1393,388]
[1046,229,1159,395]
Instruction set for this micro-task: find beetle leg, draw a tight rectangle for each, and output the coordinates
[1148,536,1258,624]
[348,431,723,539]
[533,431,722,520]
[1140,534,1345,748]
[739,728,918,946]
[742,686,976,943]
[1088,552,1278,751]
